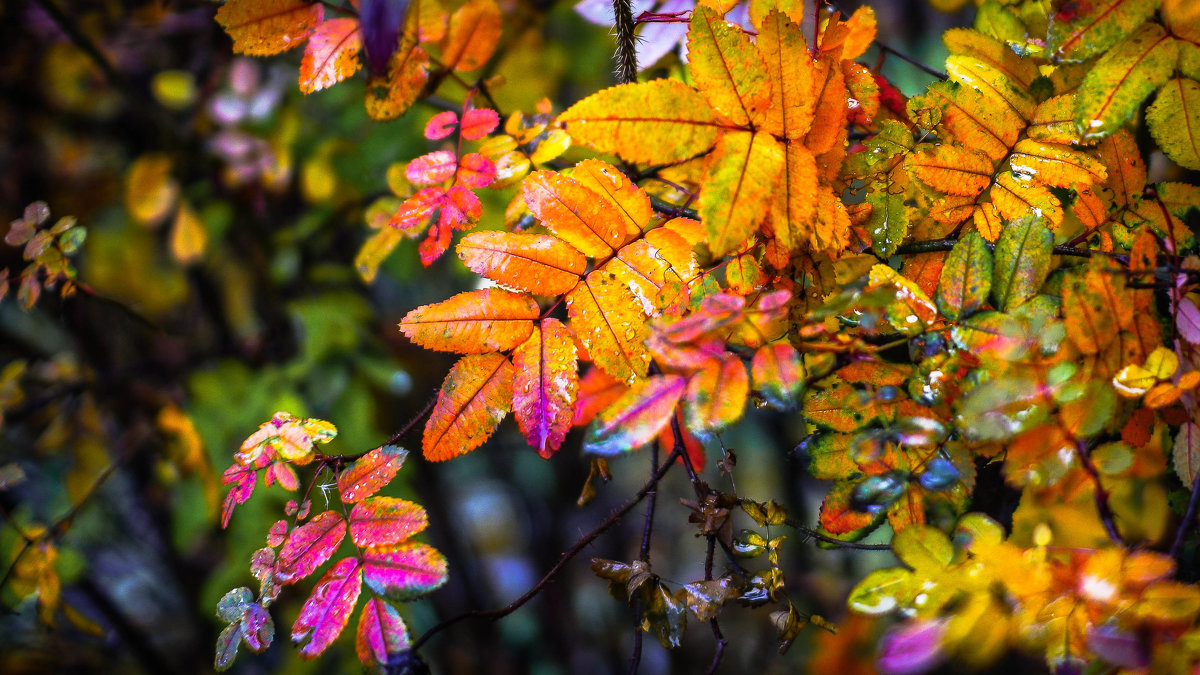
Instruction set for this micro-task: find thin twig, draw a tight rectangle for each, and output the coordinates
[649,196,699,220]
[893,237,1130,264]
[876,42,948,81]
[781,518,893,550]
[629,441,660,675]
[1072,439,1125,546]
[1171,460,1200,560]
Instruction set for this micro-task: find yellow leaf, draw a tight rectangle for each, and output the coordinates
[989,171,1063,226]
[364,38,429,121]
[299,17,361,94]
[908,145,994,197]
[945,55,1035,121]
[1075,22,1177,140]
[125,154,179,227]
[1147,78,1200,171]
[1007,139,1107,188]
[943,28,1038,89]
[811,187,851,253]
[440,0,502,72]
[571,159,652,237]
[567,271,650,383]
[757,10,816,140]
[915,81,1022,162]
[688,5,772,128]
[700,131,784,258]
[769,142,818,251]
[748,0,806,29]
[600,230,696,315]
[1027,95,1088,146]
[355,227,404,283]
[558,80,721,165]
[1113,364,1156,396]
[215,0,322,56]
[170,201,208,265]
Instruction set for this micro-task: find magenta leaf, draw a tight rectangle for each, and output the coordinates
[241,602,274,653]
[251,547,281,603]
[406,151,458,185]
[350,496,429,548]
[362,542,449,600]
[356,597,411,667]
[276,511,347,584]
[1178,297,1200,345]
[291,556,363,659]
[221,463,257,528]
[877,619,947,675]
[459,108,500,140]
[425,110,459,140]
[338,445,408,503]
[267,520,289,547]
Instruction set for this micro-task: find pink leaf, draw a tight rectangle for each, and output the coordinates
[389,187,442,234]
[583,374,686,456]
[438,185,482,229]
[221,463,257,529]
[406,150,458,185]
[276,511,347,584]
[513,318,579,458]
[349,496,429,547]
[1178,297,1200,344]
[460,108,500,140]
[299,17,362,94]
[362,542,449,600]
[877,620,947,675]
[425,110,459,140]
[356,597,410,667]
[291,557,363,659]
[456,153,496,188]
[241,602,274,653]
[338,445,408,503]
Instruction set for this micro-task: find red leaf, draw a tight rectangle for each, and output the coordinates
[349,497,428,547]
[389,187,442,234]
[460,108,500,140]
[425,110,458,140]
[276,511,347,584]
[406,151,458,185]
[221,463,257,529]
[362,542,449,599]
[291,556,362,659]
[512,318,579,458]
[573,366,628,427]
[338,446,408,503]
[584,374,686,455]
[356,597,410,668]
[456,153,496,188]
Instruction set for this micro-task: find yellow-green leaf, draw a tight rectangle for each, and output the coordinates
[991,214,1052,311]
[1147,78,1200,170]
[688,5,772,128]
[1047,0,1161,62]
[936,232,992,321]
[1075,22,1177,140]
[700,131,784,257]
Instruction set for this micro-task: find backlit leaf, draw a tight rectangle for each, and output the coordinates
[361,542,449,600]
[1047,0,1160,62]
[406,150,458,185]
[751,343,804,408]
[989,171,1064,225]
[356,598,409,668]
[460,108,500,140]
[1075,22,1177,140]
[945,55,1035,120]
[399,288,539,354]
[936,231,992,321]
[685,356,748,435]
[423,353,513,461]
[349,497,428,548]
[601,229,697,314]
[440,0,501,72]
[558,80,721,165]
[688,5,772,128]
[943,28,1037,89]
[364,38,429,121]
[1174,422,1200,489]
[769,142,819,251]
[701,131,785,257]
[908,145,993,197]
[584,374,686,456]
[300,18,361,93]
[523,170,634,258]
[566,271,650,383]
[847,567,912,615]
[1146,78,1200,170]
[512,318,579,458]
[805,55,848,154]
[758,10,815,139]
[216,0,322,56]
[893,525,953,571]
[291,557,362,658]
[457,231,586,296]
[991,215,1052,311]
[338,446,408,504]
[1096,129,1146,207]
[1008,139,1107,187]
[571,159,652,237]
[277,511,346,584]
[913,80,1021,162]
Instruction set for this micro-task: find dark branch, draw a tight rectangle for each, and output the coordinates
[612,0,639,84]
[1171,462,1200,560]
[781,519,893,551]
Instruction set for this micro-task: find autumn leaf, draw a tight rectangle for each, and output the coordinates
[338,446,408,504]
[457,231,586,295]
[908,145,994,198]
[276,511,347,584]
[361,542,449,600]
[991,215,1052,311]
[356,598,409,668]
[349,497,428,548]
[300,18,362,93]
[566,271,651,383]
[423,353,514,461]
[216,0,323,56]
[399,288,539,354]
[512,318,579,458]
[936,232,992,321]
[758,10,815,140]
[584,374,686,456]
[1146,78,1200,170]
[684,356,749,435]
[440,0,502,72]
[1075,22,1177,140]
[687,5,772,128]
[364,37,429,121]
[701,131,784,257]
[523,170,635,258]
[1047,0,1159,62]
[1174,422,1200,489]
[768,143,819,251]
[292,557,362,658]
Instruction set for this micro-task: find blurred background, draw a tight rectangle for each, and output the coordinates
[0,0,994,672]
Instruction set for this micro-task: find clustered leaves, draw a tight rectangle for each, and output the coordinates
[1,202,86,310]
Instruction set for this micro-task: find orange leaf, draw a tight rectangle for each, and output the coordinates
[819,481,880,536]
[440,0,501,72]
[700,131,785,257]
[908,145,994,197]
[523,170,635,258]
[364,37,429,121]
[1096,129,1145,208]
[558,80,721,164]
[571,159,652,238]
[300,18,361,93]
[1008,139,1107,188]
[841,6,877,61]
[768,142,819,251]
[600,230,697,314]
[424,353,513,461]
[399,288,539,353]
[990,171,1063,226]
[215,0,322,56]
[573,367,628,426]
[513,318,578,458]
[758,10,815,139]
[805,56,848,155]
[566,272,651,383]
[685,356,749,435]
[457,231,586,295]
[584,374,686,456]
[810,186,851,252]
[688,5,772,128]
[917,81,1021,162]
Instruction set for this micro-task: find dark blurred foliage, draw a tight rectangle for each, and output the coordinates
[0,1,1029,674]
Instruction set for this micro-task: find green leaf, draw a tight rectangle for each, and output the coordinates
[847,567,913,616]
[1147,78,1200,171]
[892,525,954,571]
[867,189,909,257]
[991,215,1052,312]
[1075,22,1177,140]
[1047,0,1161,62]
[936,232,993,320]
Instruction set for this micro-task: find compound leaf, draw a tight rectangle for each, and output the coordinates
[291,557,362,658]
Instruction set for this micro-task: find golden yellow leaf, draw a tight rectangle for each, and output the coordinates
[700,131,785,257]
[688,5,772,128]
[757,10,815,140]
[945,55,1036,121]
[215,0,322,56]
[170,201,207,265]
[571,159,652,237]
[769,142,818,251]
[364,38,429,121]
[1007,139,1107,188]
[805,55,848,155]
[440,0,501,72]
[916,81,1021,162]
[457,231,586,295]
[523,170,635,258]
[566,271,650,383]
[125,153,179,227]
[990,171,1064,226]
[1147,78,1200,171]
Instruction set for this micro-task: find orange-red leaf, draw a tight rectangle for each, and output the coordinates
[440,0,502,72]
[768,142,819,251]
[364,38,429,121]
[512,318,579,458]
[688,5,772,128]
[300,18,361,93]
[523,170,635,258]
[805,56,848,155]
[399,288,539,353]
[583,374,686,455]
[216,0,322,56]
[566,272,650,383]
[600,229,697,314]
[423,353,513,461]
[685,356,749,435]
[457,231,586,295]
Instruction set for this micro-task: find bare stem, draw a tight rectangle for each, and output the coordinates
[612,0,639,84]
[1170,465,1200,560]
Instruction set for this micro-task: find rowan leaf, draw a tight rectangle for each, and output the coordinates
[513,318,579,458]
[685,356,749,436]
[356,598,410,668]
[523,170,635,258]
[945,55,1035,121]
[566,271,650,383]
[913,80,1021,162]
[349,497,428,548]
[300,18,361,93]
[399,288,539,354]
[758,10,815,139]
[361,542,449,600]
[584,374,686,455]
[601,229,697,314]
[936,231,992,321]
[423,353,513,461]
[769,142,819,251]
[1174,422,1200,489]
[440,0,501,72]
[805,56,848,155]
[847,567,913,615]
[457,231,586,295]
[1063,263,1129,354]
[751,343,805,408]
[364,37,429,121]
[1075,22,1177,140]
[277,511,347,584]
[1147,78,1200,170]
[893,525,953,571]
[819,480,884,537]
[571,159,652,237]
[406,150,458,185]
[338,446,408,504]
[866,189,909,258]
[701,131,785,257]
[1028,95,1087,145]
[291,557,362,658]
[221,464,256,528]
[558,80,721,164]
[1008,139,1107,187]
[460,108,500,140]
[991,215,1052,312]
[908,145,994,197]
[943,28,1037,89]
[215,0,323,56]
[688,5,772,128]
[1047,0,1160,62]
[989,171,1063,226]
